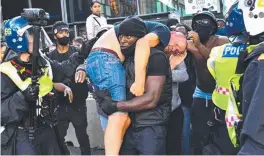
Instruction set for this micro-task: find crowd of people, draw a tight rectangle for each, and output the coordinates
[1,0,264,155]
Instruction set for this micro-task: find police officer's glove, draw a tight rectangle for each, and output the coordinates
[79,37,98,58]
[94,89,118,116]
[22,84,39,102]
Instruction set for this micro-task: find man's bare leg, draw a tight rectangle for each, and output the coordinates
[104,112,131,155]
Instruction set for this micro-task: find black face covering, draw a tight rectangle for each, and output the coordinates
[121,40,137,58]
[193,16,216,44]
[57,36,70,45]
[196,27,213,44]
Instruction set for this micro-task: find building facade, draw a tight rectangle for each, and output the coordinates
[2,0,187,24]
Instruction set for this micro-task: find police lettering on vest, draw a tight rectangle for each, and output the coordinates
[222,45,244,58]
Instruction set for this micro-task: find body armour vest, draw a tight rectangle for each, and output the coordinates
[0,56,54,127]
[207,42,264,147]
[124,48,172,128]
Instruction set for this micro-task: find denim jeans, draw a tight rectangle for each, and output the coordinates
[86,51,126,102]
[120,126,167,155]
[99,115,108,131]
[181,106,191,155]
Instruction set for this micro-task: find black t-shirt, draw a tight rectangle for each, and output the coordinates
[147,53,169,76]
[124,48,172,127]
[47,46,89,107]
[125,48,171,104]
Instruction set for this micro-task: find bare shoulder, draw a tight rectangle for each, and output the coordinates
[216,36,229,46]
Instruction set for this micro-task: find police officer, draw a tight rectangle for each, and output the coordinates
[1,16,90,155]
[47,21,91,155]
[206,2,246,154]
[237,0,264,154]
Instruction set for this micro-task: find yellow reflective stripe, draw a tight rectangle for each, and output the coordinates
[247,42,264,53]
[207,45,225,79]
[0,62,30,91]
[207,58,216,79]
[258,53,264,60]
[40,51,53,80]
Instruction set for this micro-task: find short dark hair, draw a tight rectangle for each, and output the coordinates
[167,19,179,28]
[52,21,68,35]
[1,42,6,48]
[176,23,192,32]
[73,36,84,44]
[90,1,100,8]
[217,19,225,24]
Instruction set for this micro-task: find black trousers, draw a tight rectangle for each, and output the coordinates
[191,98,212,155]
[212,107,240,155]
[56,104,91,155]
[192,98,239,155]
[166,106,184,155]
[1,124,62,155]
[120,125,167,155]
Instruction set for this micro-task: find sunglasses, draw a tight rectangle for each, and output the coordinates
[195,19,212,26]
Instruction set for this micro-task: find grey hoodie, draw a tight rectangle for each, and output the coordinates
[171,62,189,111]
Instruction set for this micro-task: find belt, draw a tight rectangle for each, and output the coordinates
[91,48,118,58]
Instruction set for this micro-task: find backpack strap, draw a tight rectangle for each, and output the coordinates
[93,17,101,26]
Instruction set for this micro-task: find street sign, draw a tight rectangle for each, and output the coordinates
[184,0,221,14]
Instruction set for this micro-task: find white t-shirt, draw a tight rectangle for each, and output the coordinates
[86,14,107,40]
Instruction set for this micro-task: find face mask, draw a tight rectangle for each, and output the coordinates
[195,26,213,44]
[57,36,70,46]
[121,41,137,58]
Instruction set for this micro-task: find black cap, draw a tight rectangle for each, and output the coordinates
[52,21,69,35]
[119,16,147,38]
[192,11,218,34]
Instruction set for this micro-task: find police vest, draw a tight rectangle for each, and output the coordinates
[207,42,264,147]
[207,43,245,111]
[0,57,53,98]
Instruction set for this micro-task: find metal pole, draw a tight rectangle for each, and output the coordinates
[74,25,78,38]
[177,0,179,10]
[60,0,65,22]
[28,0,32,8]
[136,0,140,15]
[69,0,75,22]
[63,0,68,23]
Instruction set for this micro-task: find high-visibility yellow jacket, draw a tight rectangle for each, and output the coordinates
[207,42,264,147]
[0,57,53,98]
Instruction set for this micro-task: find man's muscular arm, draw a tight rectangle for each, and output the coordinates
[118,75,165,112]
[197,36,228,59]
[98,52,169,115]
[131,33,160,96]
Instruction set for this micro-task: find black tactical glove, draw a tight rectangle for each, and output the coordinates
[22,84,39,102]
[94,89,118,116]
[79,37,98,58]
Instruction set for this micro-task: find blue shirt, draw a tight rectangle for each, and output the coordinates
[115,21,170,48]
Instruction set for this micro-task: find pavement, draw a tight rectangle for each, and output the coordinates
[68,146,104,155]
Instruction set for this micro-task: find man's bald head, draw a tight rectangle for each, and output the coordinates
[164,31,187,55]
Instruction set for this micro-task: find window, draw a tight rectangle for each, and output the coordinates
[106,5,111,16]
[163,3,168,12]
[157,1,162,13]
